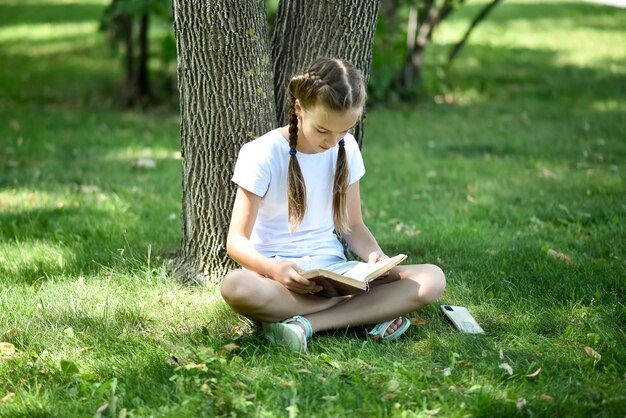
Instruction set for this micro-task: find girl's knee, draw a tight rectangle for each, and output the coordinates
[221,270,255,306]
[413,264,446,306]
[220,270,270,313]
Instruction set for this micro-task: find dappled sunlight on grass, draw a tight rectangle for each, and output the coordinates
[591,98,626,113]
[0,22,98,44]
[0,239,75,279]
[0,0,624,415]
[0,188,130,214]
[102,145,182,164]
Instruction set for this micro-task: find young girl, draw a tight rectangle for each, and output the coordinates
[221,58,445,352]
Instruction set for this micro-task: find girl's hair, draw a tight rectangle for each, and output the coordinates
[286,57,367,234]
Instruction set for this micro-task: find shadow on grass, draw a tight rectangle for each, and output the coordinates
[0,206,139,285]
[0,2,105,27]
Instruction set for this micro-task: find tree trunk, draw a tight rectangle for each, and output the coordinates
[122,14,134,106]
[137,12,150,104]
[396,0,456,91]
[271,0,381,146]
[172,0,276,284]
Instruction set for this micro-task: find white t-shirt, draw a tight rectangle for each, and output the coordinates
[232,129,366,259]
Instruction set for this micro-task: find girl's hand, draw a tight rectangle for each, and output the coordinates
[367,251,390,278]
[367,251,388,265]
[267,260,322,294]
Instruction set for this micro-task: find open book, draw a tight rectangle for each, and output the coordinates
[301,254,408,297]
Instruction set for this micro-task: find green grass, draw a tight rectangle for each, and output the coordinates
[1,0,625,416]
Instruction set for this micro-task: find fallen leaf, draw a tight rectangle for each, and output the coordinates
[525,368,541,378]
[443,367,451,376]
[466,195,477,204]
[547,249,573,265]
[381,393,397,401]
[222,343,240,352]
[499,347,504,360]
[1,392,15,402]
[297,368,310,374]
[132,158,156,169]
[538,394,554,402]
[233,381,248,389]
[516,397,527,410]
[183,363,207,371]
[424,408,440,416]
[499,363,513,375]
[0,342,16,360]
[321,395,338,401]
[404,228,421,237]
[410,317,427,326]
[319,353,340,369]
[3,328,23,338]
[386,379,400,392]
[80,184,100,193]
[286,403,299,418]
[230,323,250,338]
[584,346,601,360]
[539,168,557,179]
[96,402,108,414]
[200,383,211,394]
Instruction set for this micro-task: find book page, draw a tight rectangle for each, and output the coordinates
[343,255,406,281]
[320,260,360,275]
[342,262,376,281]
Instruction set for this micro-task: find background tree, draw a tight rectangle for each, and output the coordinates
[171,0,380,284]
[370,0,504,102]
[100,0,174,107]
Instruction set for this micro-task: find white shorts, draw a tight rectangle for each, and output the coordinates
[273,254,346,271]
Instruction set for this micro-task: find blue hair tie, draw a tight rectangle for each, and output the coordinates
[289,148,297,156]
[339,138,345,146]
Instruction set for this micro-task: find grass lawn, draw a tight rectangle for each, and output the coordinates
[1,0,625,416]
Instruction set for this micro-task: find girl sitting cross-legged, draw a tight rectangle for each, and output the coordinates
[220,57,446,352]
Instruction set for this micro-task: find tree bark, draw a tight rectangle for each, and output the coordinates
[172,0,276,284]
[172,0,380,284]
[396,0,457,91]
[271,0,381,146]
[137,12,150,104]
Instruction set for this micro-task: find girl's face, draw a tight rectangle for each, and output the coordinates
[295,100,361,154]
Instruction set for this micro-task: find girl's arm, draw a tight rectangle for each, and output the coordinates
[227,187,321,294]
[341,181,387,263]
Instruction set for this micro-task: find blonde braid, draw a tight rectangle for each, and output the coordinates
[287,97,306,233]
[332,140,350,234]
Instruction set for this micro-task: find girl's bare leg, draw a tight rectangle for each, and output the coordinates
[305,264,445,332]
[220,269,347,322]
[221,264,446,336]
